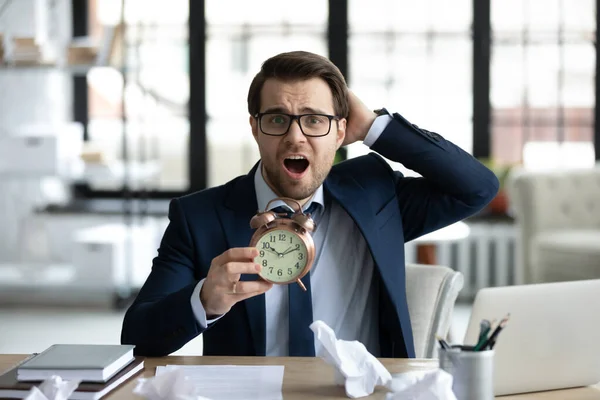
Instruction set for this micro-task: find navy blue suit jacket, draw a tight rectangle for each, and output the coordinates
[121,113,499,357]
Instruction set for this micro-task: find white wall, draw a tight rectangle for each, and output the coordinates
[0,0,72,262]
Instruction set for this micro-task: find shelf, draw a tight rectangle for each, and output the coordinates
[0,263,75,286]
[0,63,127,76]
[79,160,161,185]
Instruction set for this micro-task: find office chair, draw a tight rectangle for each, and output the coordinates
[405,263,464,358]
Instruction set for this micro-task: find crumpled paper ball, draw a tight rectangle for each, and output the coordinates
[310,320,457,400]
[310,320,392,398]
[24,376,80,400]
[386,370,457,400]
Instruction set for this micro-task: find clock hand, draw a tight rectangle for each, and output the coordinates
[282,247,300,256]
[264,247,281,257]
[280,246,292,255]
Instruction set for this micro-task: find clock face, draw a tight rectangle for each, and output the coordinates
[255,229,308,283]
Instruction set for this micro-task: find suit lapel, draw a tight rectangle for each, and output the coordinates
[325,169,405,337]
[218,162,266,356]
[324,173,377,251]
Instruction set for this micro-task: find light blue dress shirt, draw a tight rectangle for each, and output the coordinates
[190,114,393,356]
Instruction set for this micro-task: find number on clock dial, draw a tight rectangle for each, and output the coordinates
[255,229,308,283]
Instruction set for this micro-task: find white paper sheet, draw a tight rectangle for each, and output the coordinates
[156,365,285,400]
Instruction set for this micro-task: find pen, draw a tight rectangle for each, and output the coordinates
[473,319,492,351]
[482,314,510,350]
[436,335,451,350]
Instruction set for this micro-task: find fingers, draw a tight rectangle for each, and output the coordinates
[201,247,270,316]
[221,262,261,280]
[229,280,273,298]
[212,247,258,267]
[210,247,262,285]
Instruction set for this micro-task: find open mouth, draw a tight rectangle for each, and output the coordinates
[283,156,309,175]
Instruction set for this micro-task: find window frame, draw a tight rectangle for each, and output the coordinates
[74,0,600,201]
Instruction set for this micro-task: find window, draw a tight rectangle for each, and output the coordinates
[77,0,599,197]
[204,0,328,187]
[490,0,595,169]
[347,0,473,174]
[84,0,189,192]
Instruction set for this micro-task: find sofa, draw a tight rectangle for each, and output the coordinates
[508,166,600,283]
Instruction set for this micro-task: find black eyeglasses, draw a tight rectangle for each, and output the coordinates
[254,112,341,137]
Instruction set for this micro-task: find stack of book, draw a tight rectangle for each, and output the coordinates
[11,37,43,66]
[67,38,98,66]
[0,344,144,399]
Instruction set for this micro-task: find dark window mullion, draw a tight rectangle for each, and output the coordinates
[328,0,348,80]
[473,0,491,159]
[72,0,88,141]
[189,0,207,192]
[328,0,348,161]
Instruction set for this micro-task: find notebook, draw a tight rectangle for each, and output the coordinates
[0,357,144,400]
[17,345,135,383]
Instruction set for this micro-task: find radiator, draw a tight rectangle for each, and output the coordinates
[405,222,520,299]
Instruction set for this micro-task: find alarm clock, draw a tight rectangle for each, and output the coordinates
[249,197,316,291]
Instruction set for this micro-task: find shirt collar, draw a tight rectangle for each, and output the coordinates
[254,161,325,216]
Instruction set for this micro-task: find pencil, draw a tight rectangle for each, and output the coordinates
[482,314,510,350]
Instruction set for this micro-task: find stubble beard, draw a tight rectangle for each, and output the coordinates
[263,163,331,201]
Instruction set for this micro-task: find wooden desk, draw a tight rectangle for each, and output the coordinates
[2,354,600,399]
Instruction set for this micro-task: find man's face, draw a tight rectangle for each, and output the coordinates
[250,78,346,201]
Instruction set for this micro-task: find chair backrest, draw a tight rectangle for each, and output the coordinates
[507,166,600,282]
[405,263,464,358]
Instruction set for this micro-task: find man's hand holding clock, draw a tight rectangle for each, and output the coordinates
[200,247,273,318]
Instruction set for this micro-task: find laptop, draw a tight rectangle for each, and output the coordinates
[464,279,600,396]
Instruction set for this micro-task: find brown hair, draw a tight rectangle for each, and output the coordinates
[247,51,349,118]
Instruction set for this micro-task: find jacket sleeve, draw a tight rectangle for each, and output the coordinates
[370,112,499,242]
[121,198,205,356]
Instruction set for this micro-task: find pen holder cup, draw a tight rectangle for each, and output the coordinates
[439,347,494,400]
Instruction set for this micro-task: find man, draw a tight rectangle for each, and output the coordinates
[121,51,498,358]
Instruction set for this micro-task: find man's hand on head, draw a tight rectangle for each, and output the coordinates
[342,90,378,147]
[200,247,273,317]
